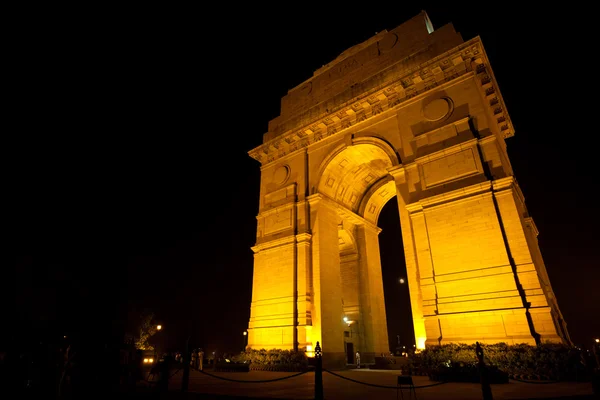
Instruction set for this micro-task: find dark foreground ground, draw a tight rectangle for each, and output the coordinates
[126,367,597,400]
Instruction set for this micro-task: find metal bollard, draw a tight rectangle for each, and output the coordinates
[315,341,323,400]
[181,335,191,392]
[476,342,493,400]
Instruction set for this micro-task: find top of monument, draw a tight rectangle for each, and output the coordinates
[263,10,463,141]
[311,11,434,80]
[313,30,389,77]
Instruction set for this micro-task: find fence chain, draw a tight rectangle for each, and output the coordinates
[197,368,310,383]
[323,369,449,389]
[509,377,561,384]
[145,366,183,384]
[169,367,182,379]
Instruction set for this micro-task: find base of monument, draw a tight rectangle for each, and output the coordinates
[372,356,409,370]
[322,352,347,370]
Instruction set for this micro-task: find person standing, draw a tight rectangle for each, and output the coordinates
[191,350,197,370]
[355,351,360,369]
[194,349,200,370]
[198,349,204,371]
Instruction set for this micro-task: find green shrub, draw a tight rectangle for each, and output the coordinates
[231,349,308,372]
[413,342,588,381]
[429,361,509,383]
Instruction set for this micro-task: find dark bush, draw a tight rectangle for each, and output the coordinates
[428,361,508,383]
[413,342,589,381]
[231,349,308,372]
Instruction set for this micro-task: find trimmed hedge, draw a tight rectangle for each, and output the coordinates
[428,362,509,383]
[249,364,306,372]
[232,349,308,372]
[413,342,589,381]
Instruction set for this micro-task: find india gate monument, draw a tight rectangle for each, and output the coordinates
[246,11,570,367]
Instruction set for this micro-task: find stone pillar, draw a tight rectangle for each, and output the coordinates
[248,236,297,349]
[492,177,565,343]
[389,166,428,349]
[401,179,539,345]
[307,194,346,368]
[355,223,389,362]
[405,203,440,347]
[339,219,363,361]
[296,232,313,351]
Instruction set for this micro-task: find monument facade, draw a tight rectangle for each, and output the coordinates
[247,11,570,367]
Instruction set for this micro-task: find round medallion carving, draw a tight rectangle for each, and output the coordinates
[273,165,290,185]
[422,98,452,121]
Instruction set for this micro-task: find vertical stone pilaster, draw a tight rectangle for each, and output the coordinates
[355,222,389,362]
[406,203,440,346]
[247,236,297,349]
[492,177,565,343]
[307,194,346,368]
[296,232,313,350]
[402,180,539,345]
[389,166,428,349]
[338,216,362,358]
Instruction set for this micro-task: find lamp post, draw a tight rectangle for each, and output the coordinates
[395,278,406,355]
[152,324,163,358]
[592,339,600,396]
[242,331,247,351]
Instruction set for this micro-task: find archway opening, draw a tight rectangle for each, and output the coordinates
[378,196,415,354]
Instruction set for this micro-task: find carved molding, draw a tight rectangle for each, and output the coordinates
[406,181,493,212]
[249,37,515,166]
[472,58,514,139]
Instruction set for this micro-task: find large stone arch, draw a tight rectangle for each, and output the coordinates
[312,139,401,363]
[247,12,570,368]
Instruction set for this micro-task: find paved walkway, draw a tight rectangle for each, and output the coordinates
[157,368,595,400]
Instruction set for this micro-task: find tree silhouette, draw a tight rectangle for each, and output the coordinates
[135,311,157,350]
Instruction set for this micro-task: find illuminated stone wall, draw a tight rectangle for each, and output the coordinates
[248,11,569,367]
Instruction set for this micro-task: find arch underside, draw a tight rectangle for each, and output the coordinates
[317,143,398,224]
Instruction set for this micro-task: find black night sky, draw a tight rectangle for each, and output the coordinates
[6,3,599,356]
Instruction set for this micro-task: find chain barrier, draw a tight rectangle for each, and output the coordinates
[145,366,182,384]
[197,368,310,383]
[323,369,449,389]
[509,377,561,384]
[169,367,183,379]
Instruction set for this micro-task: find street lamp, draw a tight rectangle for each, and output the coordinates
[399,278,405,284]
[156,325,162,331]
[242,331,248,351]
[595,338,599,343]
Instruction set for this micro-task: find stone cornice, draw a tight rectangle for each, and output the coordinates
[407,181,493,212]
[387,165,407,184]
[251,235,296,253]
[524,217,539,237]
[491,176,515,192]
[249,36,514,166]
[337,206,382,234]
[256,201,295,218]
[307,193,381,233]
[251,232,313,253]
[296,232,312,244]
